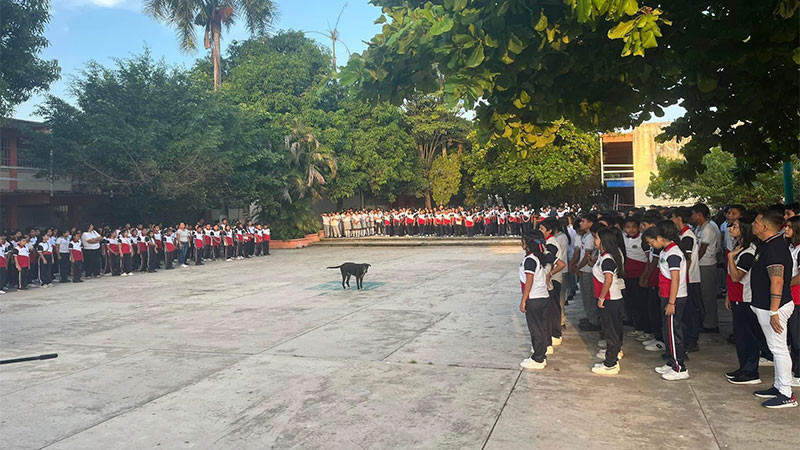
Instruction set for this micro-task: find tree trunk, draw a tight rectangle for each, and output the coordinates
[425,191,432,209]
[212,22,222,91]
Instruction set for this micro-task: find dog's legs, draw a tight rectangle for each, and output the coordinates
[341,273,346,289]
[345,274,351,288]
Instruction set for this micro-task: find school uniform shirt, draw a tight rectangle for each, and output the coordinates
[264,228,270,241]
[727,244,756,303]
[696,220,721,266]
[107,238,120,254]
[658,242,688,299]
[120,237,133,254]
[790,242,800,305]
[38,240,53,256]
[0,242,10,268]
[69,241,83,261]
[520,253,550,299]
[623,234,648,278]
[679,226,701,284]
[194,232,205,248]
[750,233,793,310]
[165,235,176,252]
[203,229,212,246]
[154,232,163,250]
[82,230,101,250]
[55,237,70,254]
[579,233,595,274]
[592,252,624,300]
[224,231,234,246]
[212,231,222,246]
[15,245,31,268]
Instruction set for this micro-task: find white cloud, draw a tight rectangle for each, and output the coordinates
[89,0,126,6]
[54,0,139,10]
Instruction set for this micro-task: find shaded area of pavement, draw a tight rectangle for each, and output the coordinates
[0,246,797,449]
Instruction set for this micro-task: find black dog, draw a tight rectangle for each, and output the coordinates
[327,263,371,290]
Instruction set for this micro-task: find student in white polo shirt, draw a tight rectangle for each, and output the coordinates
[519,230,553,370]
[644,221,690,381]
[56,230,71,282]
[672,207,702,353]
[692,203,722,332]
[592,227,626,375]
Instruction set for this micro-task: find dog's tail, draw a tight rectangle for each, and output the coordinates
[326,265,342,269]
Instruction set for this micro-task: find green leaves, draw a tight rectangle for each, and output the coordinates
[608,20,635,39]
[430,17,455,36]
[508,33,525,54]
[465,43,485,68]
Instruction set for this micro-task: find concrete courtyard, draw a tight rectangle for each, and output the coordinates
[1,245,798,449]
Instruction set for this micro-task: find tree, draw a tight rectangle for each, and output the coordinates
[143,0,278,90]
[0,0,60,118]
[403,94,471,208]
[30,51,277,223]
[647,147,800,207]
[430,152,461,206]
[342,0,799,177]
[463,120,600,206]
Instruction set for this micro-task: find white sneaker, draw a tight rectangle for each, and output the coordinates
[759,357,774,367]
[181,264,189,268]
[654,364,672,374]
[0,290,5,294]
[790,377,800,387]
[520,358,546,370]
[592,362,620,375]
[645,341,665,352]
[642,338,658,346]
[551,337,563,346]
[637,333,654,342]
[596,349,624,360]
[661,368,690,381]
[597,339,607,349]
[226,258,232,262]
[626,330,642,338]
[121,273,127,277]
[546,346,554,355]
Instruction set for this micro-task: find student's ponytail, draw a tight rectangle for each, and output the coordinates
[523,230,548,263]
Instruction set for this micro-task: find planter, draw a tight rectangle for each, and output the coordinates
[305,233,320,243]
[270,237,310,249]
[318,230,326,240]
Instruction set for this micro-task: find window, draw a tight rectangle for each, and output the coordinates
[0,135,10,166]
[16,138,38,168]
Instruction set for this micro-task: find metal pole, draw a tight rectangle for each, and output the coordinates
[783,160,795,203]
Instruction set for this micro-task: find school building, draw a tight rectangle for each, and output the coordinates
[600,122,685,208]
[0,119,107,229]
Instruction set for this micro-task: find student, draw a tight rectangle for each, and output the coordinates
[56,230,71,282]
[194,226,205,265]
[592,227,627,375]
[13,238,31,290]
[519,230,553,370]
[107,231,121,276]
[146,230,159,273]
[622,217,649,340]
[540,218,567,349]
[784,216,800,387]
[263,224,271,256]
[645,221,690,381]
[749,210,797,408]
[691,203,722,332]
[0,235,8,294]
[672,207,703,352]
[137,228,149,272]
[223,225,234,261]
[640,213,666,352]
[212,225,222,259]
[577,214,601,331]
[120,230,133,276]
[69,233,84,283]
[724,216,763,384]
[164,228,176,270]
[37,230,55,287]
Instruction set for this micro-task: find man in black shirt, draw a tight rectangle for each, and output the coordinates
[750,209,797,408]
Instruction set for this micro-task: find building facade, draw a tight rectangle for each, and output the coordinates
[601,122,686,208]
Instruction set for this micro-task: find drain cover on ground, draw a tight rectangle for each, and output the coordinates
[310,281,386,291]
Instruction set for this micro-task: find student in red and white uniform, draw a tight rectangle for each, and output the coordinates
[671,207,702,353]
[13,237,31,290]
[194,225,205,265]
[137,228,149,272]
[163,228,176,270]
[120,230,134,276]
[154,226,164,267]
[622,217,649,340]
[254,225,263,256]
[519,230,553,370]
[784,216,800,387]
[592,227,626,375]
[0,235,8,294]
[145,230,158,273]
[56,230,71,282]
[106,230,121,276]
[724,216,762,384]
[540,218,567,349]
[644,220,689,381]
[223,225,234,261]
[203,224,213,260]
[235,224,245,259]
[212,225,222,260]
[37,229,55,287]
[69,233,84,283]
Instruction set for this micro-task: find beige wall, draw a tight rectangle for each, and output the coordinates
[631,122,690,206]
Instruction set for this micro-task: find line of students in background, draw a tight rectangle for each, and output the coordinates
[0,219,270,293]
[322,204,585,239]
[519,202,800,409]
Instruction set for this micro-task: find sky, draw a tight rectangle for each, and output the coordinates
[16,0,684,123]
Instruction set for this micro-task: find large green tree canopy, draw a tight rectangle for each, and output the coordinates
[341,0,799,176]
[0,0,60,118]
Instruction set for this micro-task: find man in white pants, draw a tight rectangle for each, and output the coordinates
[750,210,797,408]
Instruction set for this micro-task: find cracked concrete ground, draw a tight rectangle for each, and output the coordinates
[1,246,797,449]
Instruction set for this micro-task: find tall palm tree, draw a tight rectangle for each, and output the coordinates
[283,120,337,203]
[144,0,277,90]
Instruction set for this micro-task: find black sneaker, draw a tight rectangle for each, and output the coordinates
[754,386,781,398]
[728,374,762,385]
[762,394,798,409]
[725,369,743,379]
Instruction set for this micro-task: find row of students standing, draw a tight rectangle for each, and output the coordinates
[0,220,271,294]
[518,204,800,409]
